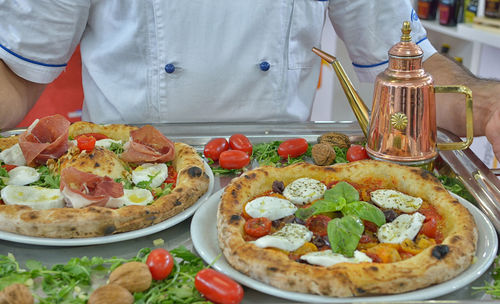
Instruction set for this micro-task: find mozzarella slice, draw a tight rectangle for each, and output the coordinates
[61,187,94,209]
[371,189,423,213]
[245,196,297,221]
[132,163,168,188]
[106,188,154,208]
[95,139,123,149]
[253,223,313,251]
[6,166,40,186]
[283,178,326,205]
[1,185,64,210]
[377,212,426,244]
[300,250,372,267]
[0,143,27,166]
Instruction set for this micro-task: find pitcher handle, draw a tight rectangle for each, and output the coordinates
[434,85,474,151]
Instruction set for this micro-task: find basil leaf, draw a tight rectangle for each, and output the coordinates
[327,181,359,203]
[311,198,346,215]
[342,201,386,227]
[327,215,364,257]
[295,207,316,221]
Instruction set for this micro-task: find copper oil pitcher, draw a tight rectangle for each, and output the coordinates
[312,21,473,166]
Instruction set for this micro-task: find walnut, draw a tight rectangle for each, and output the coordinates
[317,132,351,149]
[108,262,152,293]
[88,284,134,304]
[311,143,336,166]
[0,284,34,304]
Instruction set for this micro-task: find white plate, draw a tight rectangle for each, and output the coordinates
[191,189,498,303]
[0,162,214,246]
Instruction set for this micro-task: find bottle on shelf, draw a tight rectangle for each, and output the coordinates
[485,0,500,19]
[438,0,464,26]
[464,0,479,23]
[417,0,439,20]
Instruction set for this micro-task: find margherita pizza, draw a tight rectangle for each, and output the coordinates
[217,160,477,296]
[0,115,210,238]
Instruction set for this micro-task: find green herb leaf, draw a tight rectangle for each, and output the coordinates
[327,215,364,257]
[30,166,60,189]
[342,201,386,227]
[326,181,359,203]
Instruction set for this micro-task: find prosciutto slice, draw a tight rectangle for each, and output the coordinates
[120,125,175,164]
[60,167,124,208]
[18,114,70,165]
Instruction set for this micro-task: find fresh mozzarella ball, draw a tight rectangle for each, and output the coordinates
[245,196,297,221]
[300,250,372,267]
[1,185,64,210]
[132,163,168,188]
[377,212,426,244]
[283,177,326,205]
[371,189,423,213]
[105,188,154,208]
[253,223,313,251]
[95,139,122,149]
[0,144,27,166]
[6,166,40,186]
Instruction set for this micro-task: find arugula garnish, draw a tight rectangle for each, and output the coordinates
[0,164,7,190]
[30,166,60,189]
[473,256,500,299]
[436,174,476,203]
[108,142,124,155]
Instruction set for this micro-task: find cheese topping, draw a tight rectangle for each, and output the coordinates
[132,163,168,188]
[377,212,426,244]
[371,189,423,213]
[6,166,40,186]
[1,185,64,210]
[245,196,297,221]
[283,177,326,205]
[254,223,313,251]
[300,250,372,267]
[0,144,27,166]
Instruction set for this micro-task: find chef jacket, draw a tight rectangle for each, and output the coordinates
[0,0,436,124]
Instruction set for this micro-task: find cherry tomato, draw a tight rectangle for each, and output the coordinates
[1,164,17,172]
[195,268,244,304]
[305,215,331,237]
[76,134,96,152]
[75,133,109,141]
[204,138,229,161]
[146,248,174,280]
[346,144,369,162]
[277,138,308,159]
[244,217,272,238]
[229,134,253,155]
[219,150,250,169]
[164,166,177,188]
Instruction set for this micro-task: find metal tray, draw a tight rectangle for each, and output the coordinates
[0,121,499,303]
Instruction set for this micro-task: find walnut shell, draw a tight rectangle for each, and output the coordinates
[317,132,351,149]
[108,262,152,293]
[0,284,34,304]
[88,284,134,304]
[311,143,336,166]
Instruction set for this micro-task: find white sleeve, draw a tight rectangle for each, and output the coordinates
[0,0,90,84]
[328,0,437,83]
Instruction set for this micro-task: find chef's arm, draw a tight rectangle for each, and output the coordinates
[0,60,46,130]
[424,53,500,159]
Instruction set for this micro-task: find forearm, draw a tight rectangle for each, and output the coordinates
[423,53,500,137]
[0,60,45,130]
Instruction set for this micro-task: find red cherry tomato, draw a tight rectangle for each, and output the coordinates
[277,138,308,159]
[146,248,174,280]
[76,135,97,152]
[204,138,229,161]
[164,166,177,188]
[419,205,442,241]
[244,217,272,238]
[219,150,250,169]
[229,134,253,155]
[195,268,244,304]
[1,164,17,172]
[305,215,331,237]
[346,144,369,162]
[75,133,109,141]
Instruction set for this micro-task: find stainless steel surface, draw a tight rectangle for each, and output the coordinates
[0,121,498,303]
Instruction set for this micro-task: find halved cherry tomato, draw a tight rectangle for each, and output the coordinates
[75,133,109,141]
[419,205,443,241]
[195,268,244,304]
[229,134,253,155]
[1,164,17,172]
[164,166,177,188]
[346,144,369,162]
[146,248,174,280]
[305,215,331,237]
[76,135,97,152]
[277,138,308,159]
[204,138,229,161]
[219,150,250,169]
[244,217,272,238]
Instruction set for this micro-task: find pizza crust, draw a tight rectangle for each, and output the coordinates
[0,121,210,238]
[217,161,478,296]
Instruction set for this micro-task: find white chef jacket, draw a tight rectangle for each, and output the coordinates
[0,0,436,124]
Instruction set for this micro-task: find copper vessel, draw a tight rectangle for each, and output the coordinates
[312,21,474,166]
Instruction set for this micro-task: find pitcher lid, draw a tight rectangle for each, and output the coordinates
[388,21,423,58]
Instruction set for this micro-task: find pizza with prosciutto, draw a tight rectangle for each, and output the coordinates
[217,161,478,297]
[0,115,210,238]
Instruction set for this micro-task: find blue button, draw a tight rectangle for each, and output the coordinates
[260,61,270,71]
[164,63,175,73]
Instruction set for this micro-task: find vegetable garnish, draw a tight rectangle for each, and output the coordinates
[30,166,60,189]
[473,256,500,299]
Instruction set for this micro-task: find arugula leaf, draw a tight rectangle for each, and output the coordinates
[252,141,281,166]
[333,146,348,163]
[342,201,386,227]
[436,174,476,203]
[108,142,124,154]
[327,215,364,258]
[30,166,60,189]
[115,177,134,190]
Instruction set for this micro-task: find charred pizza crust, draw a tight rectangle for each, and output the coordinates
[0,121,210,238]
[217,160,477,297]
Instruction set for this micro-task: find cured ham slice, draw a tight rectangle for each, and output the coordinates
[120,125,175,164]
[60,167,124,208]
[19,114,70,165]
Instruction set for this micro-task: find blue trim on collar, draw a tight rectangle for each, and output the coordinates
[0,43,67,67]
[352,36,428,69]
